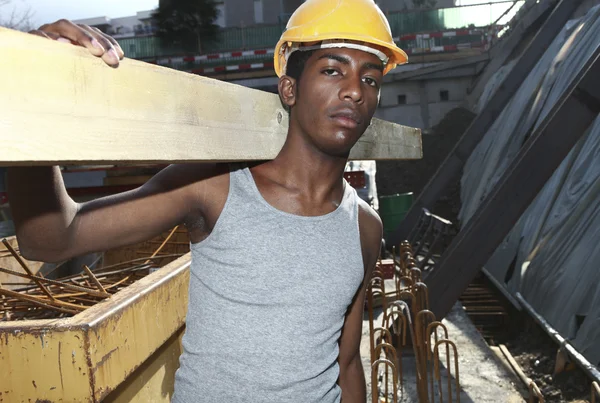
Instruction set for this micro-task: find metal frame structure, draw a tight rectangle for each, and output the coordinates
[389,0,586,245]
[425,43,600,319]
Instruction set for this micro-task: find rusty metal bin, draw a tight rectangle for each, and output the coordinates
[0,253,191,402]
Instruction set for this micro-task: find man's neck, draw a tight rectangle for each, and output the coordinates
[267,131,348,196]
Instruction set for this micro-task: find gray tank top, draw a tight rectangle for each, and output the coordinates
[172,165,365,403]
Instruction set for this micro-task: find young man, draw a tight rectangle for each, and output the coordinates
[8,0,407,401]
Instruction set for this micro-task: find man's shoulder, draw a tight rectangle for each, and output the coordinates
[152,163,231,211]
[356,197,382,255]
[356,197,382,231]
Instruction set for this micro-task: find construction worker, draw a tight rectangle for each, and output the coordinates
[8,0,407,401]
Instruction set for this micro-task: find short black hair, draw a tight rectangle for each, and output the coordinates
[281,49,316,113]
[285,49,317,84]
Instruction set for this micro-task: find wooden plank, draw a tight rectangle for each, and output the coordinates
[425,43,600,320]
[388,0,584,244]
[0,27,422,165]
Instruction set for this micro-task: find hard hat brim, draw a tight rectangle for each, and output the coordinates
[274,34,408,77]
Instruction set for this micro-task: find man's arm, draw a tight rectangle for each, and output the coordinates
[7,163,224,262]
[338,200,383,402]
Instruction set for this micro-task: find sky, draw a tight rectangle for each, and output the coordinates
[2,0,514,29]
[1,0,159,28]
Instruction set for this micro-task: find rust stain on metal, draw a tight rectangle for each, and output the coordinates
[83,329,96,400]
[94,346,119,372]
[58,341,64,390]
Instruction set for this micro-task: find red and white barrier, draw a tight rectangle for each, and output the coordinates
[152,48,275,66]
[393,28,484,42]
[189,62,275,75]
[146,27,494,76]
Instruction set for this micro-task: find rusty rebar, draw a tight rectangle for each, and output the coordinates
[82,265,107,294]
[372,327,394,350]
[384,305,407,348]
[371,358,398,403]
[0,288,81,315]
[427,322,449,400]
[410,267,422,284]
[375,342,402,398]
[0,266,109,298]
[396,276,413,297]
[367,282,388,364]
[2,239,56,300]
[413,282,430,313]
[144,225,180,264]
[433,340,460,403]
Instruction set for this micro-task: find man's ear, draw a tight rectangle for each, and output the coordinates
[278,75,297,109]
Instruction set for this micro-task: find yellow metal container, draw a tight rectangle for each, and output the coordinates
[0,253,191,402]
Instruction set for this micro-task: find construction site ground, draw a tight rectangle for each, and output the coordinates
[502,313,593,403]
[361,301,595,403]
[374,106,596,403]
[361,300,524,402]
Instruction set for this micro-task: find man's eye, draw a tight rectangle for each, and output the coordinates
[363,77,379,88]
[323,69,339,76]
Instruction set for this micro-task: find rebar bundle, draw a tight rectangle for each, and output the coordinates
[368,241,461,403]
[0,226,186,321]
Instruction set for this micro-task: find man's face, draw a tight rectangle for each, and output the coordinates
[287,47,384,157]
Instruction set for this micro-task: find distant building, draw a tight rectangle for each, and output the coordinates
[74,0,455,38]
[222,0,454,27]
[73,10,156,38]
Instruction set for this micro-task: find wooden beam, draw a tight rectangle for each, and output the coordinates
[0,27,422,165]
[425,43,600,320]
[388,0,584,244]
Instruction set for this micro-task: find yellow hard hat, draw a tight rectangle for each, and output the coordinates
[274,0,408,77]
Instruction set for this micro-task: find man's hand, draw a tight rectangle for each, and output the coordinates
[29,19,124,67]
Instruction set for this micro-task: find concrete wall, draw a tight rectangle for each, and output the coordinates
[224,0,302,26]
[224,0,255,27]
[376,76,471,129]
[262,0,282,25]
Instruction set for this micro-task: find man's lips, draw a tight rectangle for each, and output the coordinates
[330,109,362,129]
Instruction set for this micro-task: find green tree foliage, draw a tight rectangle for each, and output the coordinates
[152,0,219,53]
